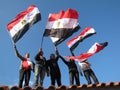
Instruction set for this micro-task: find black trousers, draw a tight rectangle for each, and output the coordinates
[50,72,61,86]
[69,71,80,85]
[84,69,99,84]
[19,69,31,88]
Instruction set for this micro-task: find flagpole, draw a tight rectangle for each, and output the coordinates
[40,35,44,48]
[70,49,75,56]
[9,34,16,48]
[11,39,15,46]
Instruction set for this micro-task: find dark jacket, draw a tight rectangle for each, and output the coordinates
[35,52,47,67]
[46,56,60,75]
[60,56,78,73]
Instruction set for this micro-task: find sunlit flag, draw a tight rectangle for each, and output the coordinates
[66,27,96,51]
[43,8,80,46]
[65,42,108,61]
[6,5,41,43]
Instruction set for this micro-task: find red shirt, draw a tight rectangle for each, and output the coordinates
[22,58,31,70]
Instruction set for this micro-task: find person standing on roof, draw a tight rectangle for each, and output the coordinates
[78,59,99,84]
[59,55,80,85]
[46,47,62,86]
[33,48,48,88]
[14,44,34,88]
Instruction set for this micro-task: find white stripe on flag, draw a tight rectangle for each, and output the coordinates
[81,28,96,37]
[45,18,78,29]
[87,43,99,53]
[50,37,59,43]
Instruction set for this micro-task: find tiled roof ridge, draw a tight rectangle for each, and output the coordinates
[0,82,120,90]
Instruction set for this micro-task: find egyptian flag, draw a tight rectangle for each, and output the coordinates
[43,8,80,46]
[6,5,41,43]
[65,42,108,61]
[66,27,96,51]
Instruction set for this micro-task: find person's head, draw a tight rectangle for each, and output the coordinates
[50,54,55,60]
[39,51,43,56]
[25,53,30,58]
[39,48,43,56]
[67,56,72,61]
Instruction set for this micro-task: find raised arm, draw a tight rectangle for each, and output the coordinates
[55,47,59,56]
[14,44,24,60]
[55,47,60,61]
[59,55,68,65]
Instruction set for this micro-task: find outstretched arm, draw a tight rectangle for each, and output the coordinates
[14,44,24,60]
[55,47,60,61]
[55,47,68,65]
[55,46,59,56]
[59,55,68,65]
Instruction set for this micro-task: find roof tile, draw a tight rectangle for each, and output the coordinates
[96,83,106,88]
[56,85,67,90]
[0,86,9,90]
[0,82,120,90]
[33,86,44,90]
[10,86,20,90]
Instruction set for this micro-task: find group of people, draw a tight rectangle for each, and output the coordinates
[13,44,99,88]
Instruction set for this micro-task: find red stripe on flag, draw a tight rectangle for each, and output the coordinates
[94,44,104,53]
[48,8,78,21]
[65,53,93,61]
[79,27,92,36]
[65,42,108,61]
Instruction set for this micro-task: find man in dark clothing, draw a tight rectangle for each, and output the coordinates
[46,47,62,86]
[14,44,34,88]
[33,48,48,88]
[59,56,80,85]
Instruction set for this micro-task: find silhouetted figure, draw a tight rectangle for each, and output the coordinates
[14,44,34,88]
[60,56,80,85]
[78,60,99,84]
[46,47,62,86]
[33,48,48,88]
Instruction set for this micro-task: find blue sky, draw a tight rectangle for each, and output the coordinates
[0,0,120,88]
